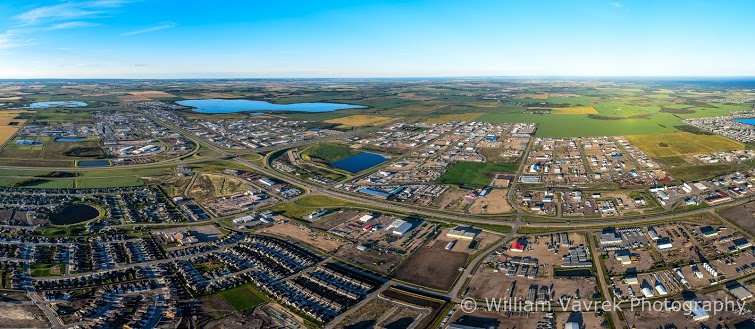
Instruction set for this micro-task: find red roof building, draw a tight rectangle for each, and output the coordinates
[511,241,525,252]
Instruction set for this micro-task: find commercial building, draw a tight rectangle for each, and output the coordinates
[729,285,753,300]
[657,237,673,250]
[447,227,479,240]
[599,232,623,246]
[387,219,413,236]
[615,250,632,265]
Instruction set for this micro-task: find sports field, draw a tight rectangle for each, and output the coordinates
[325,114,393,126]
[626,132,745,158]
[217,284,269,311]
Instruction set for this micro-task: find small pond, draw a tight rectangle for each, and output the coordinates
[331,152,388,173]
[48,204,99,225]
[77,160,110,167]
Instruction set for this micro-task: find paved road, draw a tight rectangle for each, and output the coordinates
[587,232,623,328]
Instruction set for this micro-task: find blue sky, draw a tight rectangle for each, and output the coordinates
[0,0,753,78]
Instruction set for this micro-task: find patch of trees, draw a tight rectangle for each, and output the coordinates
[587,114,651,120]
[674,125,714,135]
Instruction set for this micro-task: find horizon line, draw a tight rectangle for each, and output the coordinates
[3,75,755,81]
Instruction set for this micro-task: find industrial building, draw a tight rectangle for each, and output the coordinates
[447,227,479,240]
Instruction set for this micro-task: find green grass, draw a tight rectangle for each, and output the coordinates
[271,202,315,219]
[77,167,174,177]
[37,226,71,237]
[295,195,358,207]
[271,195,363,219]
[17,179,75,188]
[479,112,683,137]
[302,143,360,163]
[217,284,269,312]
[75,177,144,188]
[30,264,64,277]
[436,162,517,186]
[666,163,750,181]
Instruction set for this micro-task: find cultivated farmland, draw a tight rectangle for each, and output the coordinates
[626,132,745,158]
[325,114,394,126]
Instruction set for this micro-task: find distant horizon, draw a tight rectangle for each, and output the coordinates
[3,75,755,81]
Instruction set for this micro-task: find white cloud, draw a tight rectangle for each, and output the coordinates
[15,0,129,25]
[50,21,101,30]
[0,1,130,50]
[610,2,621,8]
[0,30,34,50]
[121,23,176,36]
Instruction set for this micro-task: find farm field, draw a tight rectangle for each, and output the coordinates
[325,114,394,126]
[0,110,30,145]
[549,106,598,114]
[423,112,482,124]
[626,132,745,158]
[436,162,517,186]
[479,112,682,137]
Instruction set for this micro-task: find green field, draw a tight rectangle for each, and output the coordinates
[30,263,65,277]
[667,163,750,181]
[302,143,359,163]
[479,112,682,137]
[217,284,269,312]
[76,177,144,188]
[436,162,518,186]
[272,195,363,219]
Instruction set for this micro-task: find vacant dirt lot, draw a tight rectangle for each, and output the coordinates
[334,245,404,274]
[0,305,50,328]
[333,298,394,329]
[310,210,361,230]
[719,201,755,235]
[201,303,306,329]
[393,243,468,291]
[433,189,467,212]
[468,189,512,214]
[261,222,345,253]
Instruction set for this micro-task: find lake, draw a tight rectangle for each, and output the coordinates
[735,118,755,125]
[77,160,111,167]
[26,101,87,109]
[48,204,99,225]
[331,152,388,173]
[55,137,86,142]
[176,99,366,113]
